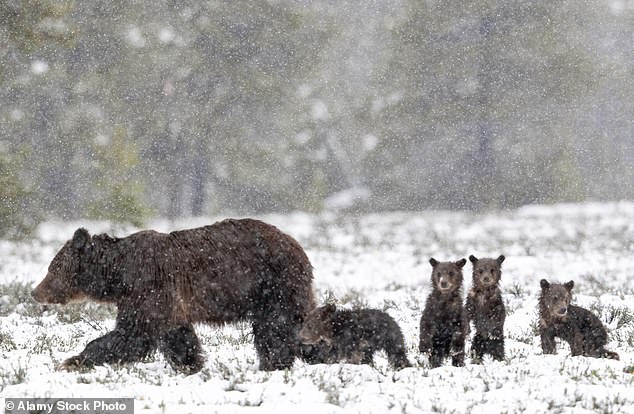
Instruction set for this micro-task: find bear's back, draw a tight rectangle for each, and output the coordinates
[156,219,313,324]
[568,305,608,345]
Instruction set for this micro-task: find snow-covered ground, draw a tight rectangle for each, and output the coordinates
[1,202,633,413]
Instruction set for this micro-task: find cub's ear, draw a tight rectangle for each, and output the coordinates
[72,228,91,250]
[429,258,439,267]
[564,280,574,291]
[540,279,550,290]
[456,258,467,268]
[469,255,478,264]
[496,255,505,264]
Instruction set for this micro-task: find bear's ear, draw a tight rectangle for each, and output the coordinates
[72,228,91,251]
[456,258,467,268]
[540,279,550,290]
[564,280,574,291]
[429,258,439,267]
[497,255,505,264]
[469,255,478,264]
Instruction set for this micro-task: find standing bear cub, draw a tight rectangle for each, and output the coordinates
[32,219,316,374]
[419,258,467,368]
[539,279,619,360]
[464,255,506,362]
[299,304,411,369]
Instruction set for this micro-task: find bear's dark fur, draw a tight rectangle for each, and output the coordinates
[419,258,467,368]
[539,279,619,360]
[32,218,316,373]
[299,304,411,369]
[465,255,506,362]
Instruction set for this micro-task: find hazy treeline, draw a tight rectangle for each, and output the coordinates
[1,0,632,236]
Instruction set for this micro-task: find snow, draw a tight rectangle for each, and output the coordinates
[1,202,633,413]
[30,61,49,75]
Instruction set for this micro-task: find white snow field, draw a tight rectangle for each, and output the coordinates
[0,202,633,413]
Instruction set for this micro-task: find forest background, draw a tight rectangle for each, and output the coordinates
[1,0,632,237]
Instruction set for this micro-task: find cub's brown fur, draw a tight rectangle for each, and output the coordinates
[32,219,316,373]
[539,279,619,360]
[465,255,506,362]
[299,304,411,369]
[419,258,467,368]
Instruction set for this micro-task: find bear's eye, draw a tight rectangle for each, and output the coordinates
[449,271,455,277]
[478,269,484,274]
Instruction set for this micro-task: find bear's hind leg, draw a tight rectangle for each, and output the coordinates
[450,329,465,367]
[470,334,485,363]
[388,348,412,369]
[159,325,204,374]
[488,337,505,361]
[429,348,445,368]
[251,274,311,371]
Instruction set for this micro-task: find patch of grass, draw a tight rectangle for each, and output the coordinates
[580,274,611,296]
[0,329,17,351]
[339,290,369,309]
[0,282,43,317]
[0,360,28,386]
[593,305,634,330]
[507,283,526,298]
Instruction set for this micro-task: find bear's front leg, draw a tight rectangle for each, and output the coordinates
[159,325,204,374]
[540,328,557,355]
[60,306,158,371]
[61,329,156,371]
[418,316,433,354]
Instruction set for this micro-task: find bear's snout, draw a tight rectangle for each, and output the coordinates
[31,285,47,303]
[31,284,60,304]
[31,276,77,305]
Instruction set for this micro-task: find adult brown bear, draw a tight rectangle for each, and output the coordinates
[32,219,316,374]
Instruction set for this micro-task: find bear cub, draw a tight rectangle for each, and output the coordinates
[419,258,467,368]
[464,255,506,362]
[539,279,619,360]
[299,304,411,369]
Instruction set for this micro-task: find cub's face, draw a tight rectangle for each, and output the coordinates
[469,255,504,288]
[540,279,574,319]
[299,304,336,345]
[31,228,91,305]
[429,258,466,294]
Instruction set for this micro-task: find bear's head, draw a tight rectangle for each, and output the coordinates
[299,304,336,345]
[539,279,574,320]
[469,255,505,288]
[429,258,466,294]
[32,228,118,305]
